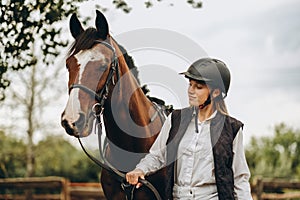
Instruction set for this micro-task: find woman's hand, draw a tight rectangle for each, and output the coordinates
[126,168,145,188]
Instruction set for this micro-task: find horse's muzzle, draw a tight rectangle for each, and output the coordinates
[61,118,77,136]
[61,111,86,136]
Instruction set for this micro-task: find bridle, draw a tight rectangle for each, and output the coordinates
[69,39,162,200]
[69,40,120,115]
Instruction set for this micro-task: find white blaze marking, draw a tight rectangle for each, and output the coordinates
[75,49,105,84]
[63,47,105,124]
[62,88,81,123]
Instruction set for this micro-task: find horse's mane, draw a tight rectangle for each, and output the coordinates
[117,43,141,85]
[68,28,99,56]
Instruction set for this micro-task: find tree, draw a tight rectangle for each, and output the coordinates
[0,131,100,181]
[35,136,100,182]
[0,0,89,177]
[0,0,87,100]
[245,123,300,179]
[0,55,67,177]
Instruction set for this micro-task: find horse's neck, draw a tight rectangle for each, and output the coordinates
[103,42,156,151]
[111,39,153,123]
[105,67,153,133]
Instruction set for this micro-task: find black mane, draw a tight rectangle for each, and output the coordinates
[69,28,99,56]
[117,44,140,85]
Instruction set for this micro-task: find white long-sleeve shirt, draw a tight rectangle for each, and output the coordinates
[136,111,253,199]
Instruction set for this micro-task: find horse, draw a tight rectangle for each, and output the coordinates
[61,10,172,200]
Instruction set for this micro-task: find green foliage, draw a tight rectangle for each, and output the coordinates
[0,132,100,182]
[112,0,132,13]
[0,131,27,178]
[35,136,100,182]
[246,123,300,179]
[187,0,202,8]
[111,0,202,12]
[0,0,87,100]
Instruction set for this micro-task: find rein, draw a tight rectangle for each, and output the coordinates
[70,40,162,200]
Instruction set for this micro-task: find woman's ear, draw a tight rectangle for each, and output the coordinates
[212,88,221,98]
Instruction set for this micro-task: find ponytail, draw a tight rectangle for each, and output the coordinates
[214,98,229,116]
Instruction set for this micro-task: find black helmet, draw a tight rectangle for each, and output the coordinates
[180,58,231,98]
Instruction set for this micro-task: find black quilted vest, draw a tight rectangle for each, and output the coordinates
[165,107,243,200]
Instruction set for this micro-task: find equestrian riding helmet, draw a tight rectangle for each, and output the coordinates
[180,58,231,97]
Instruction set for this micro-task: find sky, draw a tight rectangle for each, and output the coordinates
[72,0,300,144]
[1,0,299,146]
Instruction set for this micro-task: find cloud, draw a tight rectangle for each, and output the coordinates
[254,2,300,52]
[205,1,300,99]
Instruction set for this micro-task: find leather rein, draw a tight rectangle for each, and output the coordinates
[69,40,162,200]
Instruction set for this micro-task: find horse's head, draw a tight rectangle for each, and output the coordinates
[61,11,119,137]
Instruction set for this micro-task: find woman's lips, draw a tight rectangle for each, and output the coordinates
[189,96,196,101]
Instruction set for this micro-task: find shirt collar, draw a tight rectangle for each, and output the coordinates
[198,110,217,123]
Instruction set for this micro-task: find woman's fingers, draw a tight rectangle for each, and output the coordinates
[136,173,145,189]
[136,182,143,189]
[126,172,139,184]
[126,168,145,187]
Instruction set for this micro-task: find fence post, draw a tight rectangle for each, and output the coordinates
[61,178,70,200]
[253,176,263,200]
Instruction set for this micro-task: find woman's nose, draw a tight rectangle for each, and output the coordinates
[188,85,194,93]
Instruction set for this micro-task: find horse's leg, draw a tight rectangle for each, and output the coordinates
[101,169,125,200]
[133,186,157,200]
[145,168,167,200]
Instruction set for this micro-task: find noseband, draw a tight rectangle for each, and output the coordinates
[69,40,120,116]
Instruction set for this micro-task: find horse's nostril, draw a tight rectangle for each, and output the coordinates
[73,113,85,132]
[61,119,75,136]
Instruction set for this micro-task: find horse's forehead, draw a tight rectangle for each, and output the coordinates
[75,47,106,68]
[67,47,106,82]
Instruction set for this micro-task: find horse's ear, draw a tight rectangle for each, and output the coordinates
[70,13,84,39]
[95,10,109,39]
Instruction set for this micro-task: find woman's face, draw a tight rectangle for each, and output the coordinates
[188,79,210,107]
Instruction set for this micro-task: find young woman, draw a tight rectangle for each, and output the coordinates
[126,58,252,200]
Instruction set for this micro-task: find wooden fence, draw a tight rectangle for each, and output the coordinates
[0,177,105,200]
[69,182,105,200]
[1,176,300,200]
[251,177,300,200]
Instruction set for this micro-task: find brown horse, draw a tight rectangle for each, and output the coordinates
[61,10,170,199]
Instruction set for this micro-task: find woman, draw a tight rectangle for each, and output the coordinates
[126,58,252,200]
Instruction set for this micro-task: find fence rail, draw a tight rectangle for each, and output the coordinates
[69,182,105,200]
[251,177,300,200]
[0,177,105,200]
[1,176,300,200]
